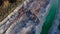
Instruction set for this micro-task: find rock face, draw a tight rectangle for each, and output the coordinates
[9,0,17,3]
[0,0,24,22]
[0,0,3,6]
[0,0,50,34]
